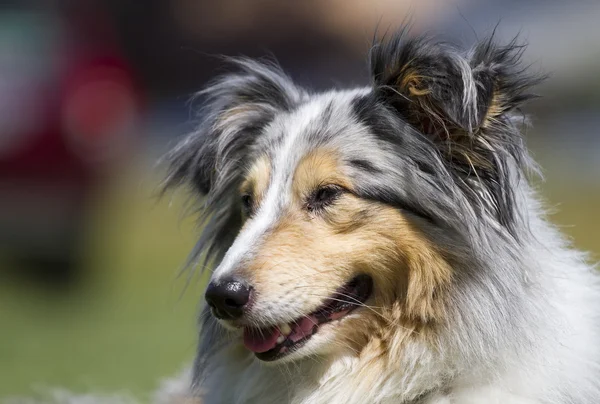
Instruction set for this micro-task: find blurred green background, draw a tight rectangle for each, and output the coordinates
[0,166,202,399]
[0,0,599,401]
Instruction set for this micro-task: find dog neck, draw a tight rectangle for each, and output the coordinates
[190,320,456,404]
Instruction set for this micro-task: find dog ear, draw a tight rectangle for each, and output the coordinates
[369,34,541,136]
[162,58,305,264]
[369,33,543,231]
[163,58,305,196]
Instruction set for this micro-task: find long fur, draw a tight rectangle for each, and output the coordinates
[158,30,600,404]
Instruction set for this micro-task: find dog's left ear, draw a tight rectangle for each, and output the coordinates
[370,34,540,136]
[162,58,305,265]
[369,33,543,230]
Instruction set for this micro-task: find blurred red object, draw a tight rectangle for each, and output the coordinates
[0,3,142,288]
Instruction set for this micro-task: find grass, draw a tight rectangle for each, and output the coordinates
[0,160,598,400]
[0,167,204,400]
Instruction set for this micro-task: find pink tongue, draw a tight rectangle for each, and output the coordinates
[243,327,281,353]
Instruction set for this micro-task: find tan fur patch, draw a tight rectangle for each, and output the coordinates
[217,104,257,126]
[482,90,507,128]
[398,68,431,97]
[240,155,271,205]
[292,149,354,200]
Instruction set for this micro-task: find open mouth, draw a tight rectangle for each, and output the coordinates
[243,274,373,361]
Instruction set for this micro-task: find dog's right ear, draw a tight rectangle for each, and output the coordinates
[162,59,305,265]
[163,58,305,196]
[368,32,542,233]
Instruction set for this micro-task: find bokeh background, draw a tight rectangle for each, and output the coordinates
[1,0,598,401]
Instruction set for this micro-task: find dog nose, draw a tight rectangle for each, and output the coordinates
[205,278,252,320]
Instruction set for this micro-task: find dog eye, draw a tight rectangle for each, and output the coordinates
[241,194,254,216]
[306,185,343,212]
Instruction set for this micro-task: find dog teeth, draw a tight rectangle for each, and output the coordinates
[280,323,292,336]
[276,335,285,344]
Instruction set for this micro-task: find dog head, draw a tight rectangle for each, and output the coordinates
[164,32,540,363]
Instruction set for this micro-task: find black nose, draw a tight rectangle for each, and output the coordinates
[205,278,252,320]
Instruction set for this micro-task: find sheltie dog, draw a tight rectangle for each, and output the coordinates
[160,30,600,403]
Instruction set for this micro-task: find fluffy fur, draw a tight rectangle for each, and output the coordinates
[157,30,600,404]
